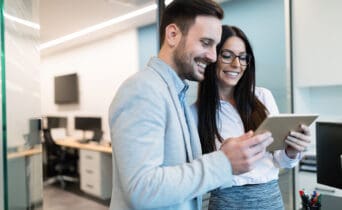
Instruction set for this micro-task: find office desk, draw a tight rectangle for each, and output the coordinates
[55,138,112,199]
[55,138,112,153]
[8,145,42,159]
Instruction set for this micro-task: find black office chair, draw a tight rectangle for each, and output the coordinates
[43,128,79,188]
[91,129,103,142]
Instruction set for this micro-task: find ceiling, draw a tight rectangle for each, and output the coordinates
[39,0,230,54]
[40,0,155,43]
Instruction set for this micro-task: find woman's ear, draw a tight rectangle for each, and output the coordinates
[164,23,181,47]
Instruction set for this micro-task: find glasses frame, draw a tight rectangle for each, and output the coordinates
[219,49,251,66]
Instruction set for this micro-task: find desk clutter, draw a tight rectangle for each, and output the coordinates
[299,155,317,172]
[299,189,321,210]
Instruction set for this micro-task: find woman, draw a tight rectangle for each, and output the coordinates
[191,25,311,210]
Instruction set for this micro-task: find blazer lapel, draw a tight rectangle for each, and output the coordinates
[184,104,202,159]
[150,66,193,161]
[167,86,193,161]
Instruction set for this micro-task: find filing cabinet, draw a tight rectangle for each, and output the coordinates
[80,149,112,199]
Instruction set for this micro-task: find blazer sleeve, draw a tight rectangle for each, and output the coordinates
[109,79,232,209]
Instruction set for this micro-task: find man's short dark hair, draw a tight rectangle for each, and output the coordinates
[160,0,224,44]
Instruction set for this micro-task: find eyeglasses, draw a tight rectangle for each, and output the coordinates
[220,49,251,66]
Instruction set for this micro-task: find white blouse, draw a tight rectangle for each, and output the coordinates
[191,87,300,186]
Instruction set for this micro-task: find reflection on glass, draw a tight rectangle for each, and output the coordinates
[3,0,42,209]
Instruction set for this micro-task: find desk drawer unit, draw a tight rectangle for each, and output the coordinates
[80,149,112,199]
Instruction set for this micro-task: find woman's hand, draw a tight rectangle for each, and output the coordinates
[285,124,311,159]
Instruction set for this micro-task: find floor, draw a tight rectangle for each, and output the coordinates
[43,184,109,210]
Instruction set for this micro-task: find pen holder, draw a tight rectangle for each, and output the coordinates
[301,203,321,210]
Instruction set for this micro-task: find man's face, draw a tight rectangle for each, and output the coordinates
[173,16,221,81]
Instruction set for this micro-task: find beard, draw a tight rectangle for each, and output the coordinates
[173,38,203,82]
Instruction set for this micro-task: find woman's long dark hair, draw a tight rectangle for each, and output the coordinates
[196,25,268,154]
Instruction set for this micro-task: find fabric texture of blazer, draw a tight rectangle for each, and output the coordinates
[108,57,232,210]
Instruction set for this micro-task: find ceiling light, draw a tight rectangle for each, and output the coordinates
[4,12,40,30]
[39,3,157,51]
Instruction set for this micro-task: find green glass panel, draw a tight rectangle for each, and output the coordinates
[1,0,8,209]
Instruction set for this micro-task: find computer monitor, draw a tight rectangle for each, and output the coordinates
[74,117,102,141]
[316,122,342,189]
[46,116,67,129]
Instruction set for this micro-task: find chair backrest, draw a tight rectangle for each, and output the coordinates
[43,128,60,156]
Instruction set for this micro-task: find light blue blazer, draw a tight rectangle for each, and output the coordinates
[108,57,232,210]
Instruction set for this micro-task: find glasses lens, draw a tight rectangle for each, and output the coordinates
[239,54,250,66]
[221,51,234,63]
[220,50,251,66]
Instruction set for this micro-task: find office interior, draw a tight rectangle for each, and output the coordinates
[1,0,341,210]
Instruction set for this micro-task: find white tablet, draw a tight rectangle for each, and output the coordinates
[255,114,319,151]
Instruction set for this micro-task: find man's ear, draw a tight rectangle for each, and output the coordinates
[164,24,181,47]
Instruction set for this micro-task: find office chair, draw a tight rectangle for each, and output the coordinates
[91,129,103,142]
[43,128,79,188]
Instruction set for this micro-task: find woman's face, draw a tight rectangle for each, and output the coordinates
[216,36,248,89]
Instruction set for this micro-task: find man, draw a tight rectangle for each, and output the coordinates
[108,0,273,209]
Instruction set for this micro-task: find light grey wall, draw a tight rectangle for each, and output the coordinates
[137,0,290,112]
[221,0,289,112]
[138,23,157,71]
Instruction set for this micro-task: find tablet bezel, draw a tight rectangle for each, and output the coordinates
[255,114,318,151]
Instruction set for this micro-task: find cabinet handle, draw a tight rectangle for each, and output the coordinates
[315,187,335,193]
[85,155,93,159]
[86,184,94,189]
[86,169,93,174]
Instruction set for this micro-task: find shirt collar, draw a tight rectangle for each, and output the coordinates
[147,57,189,101]
[178,81,189,103]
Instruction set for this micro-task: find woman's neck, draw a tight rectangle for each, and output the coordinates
[219,86,235,105]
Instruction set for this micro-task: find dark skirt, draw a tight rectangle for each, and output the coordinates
[208,180,284,210]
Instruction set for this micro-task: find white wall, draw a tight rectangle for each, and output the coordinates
[41,29,139,141]
[292,0,342,134]
[292,0,342,87]
[292,1,342,208]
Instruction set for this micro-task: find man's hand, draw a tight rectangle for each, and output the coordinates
[285,124,311,159]
[220,131,273,175]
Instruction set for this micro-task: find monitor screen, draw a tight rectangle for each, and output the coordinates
[54,73,79,104]
[46,116,67,129]
[74,117,101,131]
[316,122,342,189]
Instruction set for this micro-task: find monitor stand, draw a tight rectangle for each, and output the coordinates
[78,130,90,144]
[91,129,103,142]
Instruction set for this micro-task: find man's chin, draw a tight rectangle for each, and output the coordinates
[187,73,204,82]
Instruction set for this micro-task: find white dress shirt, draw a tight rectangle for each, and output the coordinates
[191,87,300,186]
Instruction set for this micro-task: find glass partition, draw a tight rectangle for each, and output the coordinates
[2,0,42,209]
[1,0,6,208]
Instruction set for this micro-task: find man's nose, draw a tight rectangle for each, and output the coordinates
[206,46,217,63]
